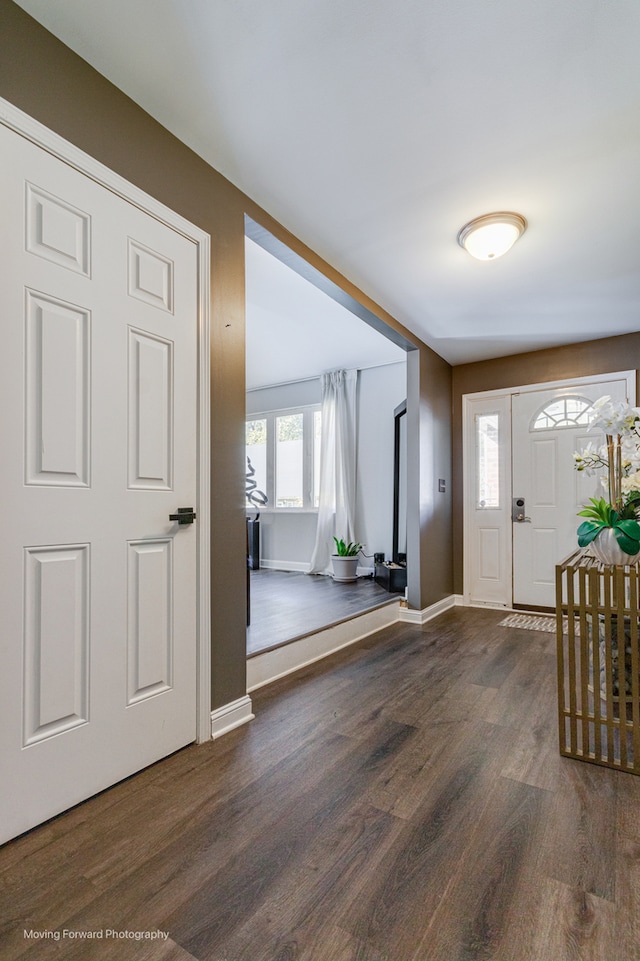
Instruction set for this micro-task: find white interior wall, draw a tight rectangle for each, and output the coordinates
[246,362,406,571]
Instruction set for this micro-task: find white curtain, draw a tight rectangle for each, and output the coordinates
[309,369,358,575]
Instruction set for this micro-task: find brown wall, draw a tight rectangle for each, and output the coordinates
[452,332,640,593]
[407,349,453,608]
[0,0,454,707]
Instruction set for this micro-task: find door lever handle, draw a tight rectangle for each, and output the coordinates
[512,498,531,523]
[170,508,196,525]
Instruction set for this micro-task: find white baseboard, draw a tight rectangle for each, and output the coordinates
[399,594,459,625]
[257,561,387,583]
[210,695,255,739]
[247,601,401,691]
[259,559,311,573]
[258,561,377,580]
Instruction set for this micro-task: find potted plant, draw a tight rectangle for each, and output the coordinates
[574,396,640,564]
[331,537,364,583]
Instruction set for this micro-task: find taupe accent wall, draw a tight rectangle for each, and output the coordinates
[452,332,640,594]
[1,0,453,709]
[407,348,453,609]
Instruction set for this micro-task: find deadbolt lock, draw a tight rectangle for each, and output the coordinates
[512,497,531,523]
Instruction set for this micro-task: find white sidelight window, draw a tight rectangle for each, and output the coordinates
[476,412,500,509]
[463,393,511,608]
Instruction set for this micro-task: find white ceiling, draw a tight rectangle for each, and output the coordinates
[15,0,640,365]
[245,238,405,391]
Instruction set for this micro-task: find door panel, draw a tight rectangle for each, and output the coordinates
[127,538,174,704]
[511,380,630,608]
[23,544,90,745]
[0,122,198,843]
[128,327,174,489]
[25,290,91,486]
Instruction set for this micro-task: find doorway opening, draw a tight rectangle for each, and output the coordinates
[244,217,414,655]
[463,371,636,611]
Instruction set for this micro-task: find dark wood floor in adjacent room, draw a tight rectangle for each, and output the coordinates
[246,568,396,655]
[2,606,640,961]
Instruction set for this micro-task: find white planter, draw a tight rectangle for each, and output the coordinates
[591,527,640,566]
[331,555,359,582]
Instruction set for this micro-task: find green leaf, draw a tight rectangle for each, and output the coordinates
[614,528,640,555]
[344,541,363,556]
[333,537,362,556]
[577,497,613,523]
[577,520,603,546]
[617,519,640,542]
[620,501,640,520]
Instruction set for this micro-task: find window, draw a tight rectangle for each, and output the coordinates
[276,413,304,507]
[245,405,321,510]
[531,395,594,431]
[476,412,500,508]
[246,418,267,506]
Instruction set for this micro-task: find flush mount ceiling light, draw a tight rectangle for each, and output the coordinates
[457,212,527,261]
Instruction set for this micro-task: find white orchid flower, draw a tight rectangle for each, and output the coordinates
[622,471,640,493]
[588,395,640,435]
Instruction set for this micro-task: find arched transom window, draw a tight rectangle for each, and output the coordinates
[530,395,594,431]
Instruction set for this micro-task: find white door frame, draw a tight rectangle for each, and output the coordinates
[463,369,636,609]
[0,98,212,743]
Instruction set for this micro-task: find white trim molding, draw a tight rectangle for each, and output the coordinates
[0,97,212,745]
[258,561,376,579]
[210,696,255,739]
[247,601,400,691]
[259,559,311,574]
[399,594,459,625]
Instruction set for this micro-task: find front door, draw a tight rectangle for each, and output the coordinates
[512,378,632,608]
[0,121,199,843]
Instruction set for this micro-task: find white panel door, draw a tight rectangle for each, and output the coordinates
[511,379,631,608]
[0,124,199,843]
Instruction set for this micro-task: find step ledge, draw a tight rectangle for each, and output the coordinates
[247,601,401,691]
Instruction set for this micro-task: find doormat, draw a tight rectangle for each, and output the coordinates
[499,612,580,636]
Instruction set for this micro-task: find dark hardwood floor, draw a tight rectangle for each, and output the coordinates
[247,569,396,655]
[2,606,640,960]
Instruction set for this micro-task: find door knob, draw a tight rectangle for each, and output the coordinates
[169,507,196,525]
